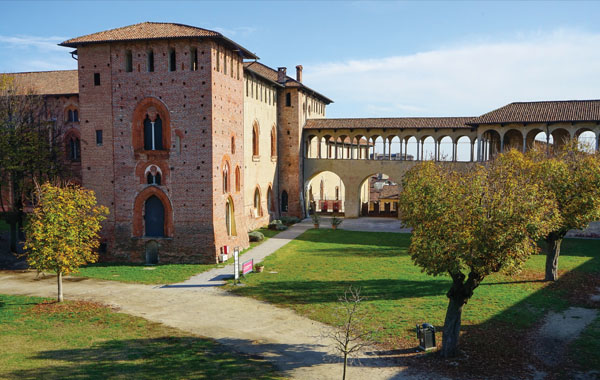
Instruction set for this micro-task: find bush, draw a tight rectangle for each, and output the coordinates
[268,220,283,230]
[280,216,301,226]
[248,231,264,242]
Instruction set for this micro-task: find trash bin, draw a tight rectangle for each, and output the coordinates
[416,323,436,351]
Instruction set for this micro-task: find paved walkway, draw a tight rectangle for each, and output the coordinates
[172,220,313,287]
[0,220,431,380]
[320,216,412,233]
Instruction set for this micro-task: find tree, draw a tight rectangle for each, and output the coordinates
[530,143,600,281]
[0,75,68,252]
[323,286,375,380]
[398,150,558,357]
[23,182,108,302]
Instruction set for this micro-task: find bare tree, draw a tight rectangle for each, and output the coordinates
[324,286,376,380]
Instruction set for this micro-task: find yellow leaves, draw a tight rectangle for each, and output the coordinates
[23,182,109,275]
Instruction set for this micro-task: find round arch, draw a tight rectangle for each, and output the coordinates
[304,170,346,214]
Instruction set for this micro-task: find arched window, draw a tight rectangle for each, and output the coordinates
[254,187,262,217]
[147,172,161,185]
[68,136,80,162]
[252,123,259,156]
[231,136,235,154]
[281,190,288,212]
[235,166,240,192]
[226,198,236,236]
[67,109,79,122]
[144,195,165,237]
[143,114,163,150]
[223,162,229,193]
[270,126,276,157]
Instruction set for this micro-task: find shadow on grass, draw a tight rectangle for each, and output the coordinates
[233,278,449,304]
[5,337,284,380]
[292,229,411,248]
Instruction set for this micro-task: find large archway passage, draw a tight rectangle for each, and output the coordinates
[358,173,401,218]
[305,171,345,215]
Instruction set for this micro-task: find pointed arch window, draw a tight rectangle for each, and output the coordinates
[270,126,277,158]
[252,123,259,157]
[67,109,79,122]
[267,186,274,212]
[226,198,236,236]
[223,162,230,193]
[68,136,80,162]
[147,172,161,185]
[143,114,163,150]
[254,187,262,217]
[235,166,240,192]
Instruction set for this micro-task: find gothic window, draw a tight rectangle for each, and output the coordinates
[143,114,163,150]
[223,162,229,193]
[270,126,276,157]
[226,198,236,236]
[147,50,154,72]
[169,49,176,72]
[191,47,198,71]
[144,195,165,237]
[254,187,262,217]
[231,136,235,154]
[281,190,288,212]
[67,137,80,162]
[125,50,133,72]
[235,166,240,192]
[267,187,274,212]
[67,109,79,122]
[252,123,259,157]
[147,172,161,185]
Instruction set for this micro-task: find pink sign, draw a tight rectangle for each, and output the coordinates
[242,259,254,275]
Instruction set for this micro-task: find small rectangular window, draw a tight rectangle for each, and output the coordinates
[94,73,100,86]
[191,48,198,71]
[286,92,291,107]
[169,49,176,72]
[147,50,154,72]
[96,130,103,146]
[125,50,133,72]
[224,52,228,75]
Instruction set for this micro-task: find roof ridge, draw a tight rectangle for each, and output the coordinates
[1,69,77,75]
[308,116,475,120]
[510,99,600,105]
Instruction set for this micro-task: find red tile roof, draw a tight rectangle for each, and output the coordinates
[304,117,474,130]
[244,61,333,104]
[60,22,257,59]
[468,100,600,125]
[1,70,78,95]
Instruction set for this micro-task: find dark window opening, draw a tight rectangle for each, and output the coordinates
[169,49,176,72]
[68,137,80,162]
[94,73,100,86]
[99,242,107,254]
[144,195,165,237]
[191,48,198,71]
[125,50,133,72]
[281,191,288,212]
[67,109,79,122]
[285,92,291,107]
[147,172,161,185]
[96,130,103,146]
[143,114,163,150]
[147,50,154,72]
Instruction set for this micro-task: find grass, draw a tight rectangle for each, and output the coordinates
[227,229,600,373]
[74,227,281,284]
[0,294,284,380]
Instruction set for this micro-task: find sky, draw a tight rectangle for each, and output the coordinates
[2,1,600,119]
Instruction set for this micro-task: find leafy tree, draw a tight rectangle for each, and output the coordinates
[530,143,600,281]
[398,151,558,357]
[23,182,108,302]
[0,75,68,252]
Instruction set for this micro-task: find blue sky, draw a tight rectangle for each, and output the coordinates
[2,1,600,118]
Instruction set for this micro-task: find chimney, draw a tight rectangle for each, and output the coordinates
[296,65,303,83]
[277,67,287,83]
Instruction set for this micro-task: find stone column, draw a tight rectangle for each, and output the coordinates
[343,182,361,218]
[500,134,504,153]
[470,140,475,162]
[416,139,420,161]
[522,135,527,153]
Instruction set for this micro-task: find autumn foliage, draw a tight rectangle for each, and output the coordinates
[24,182,108,302]
[398,150,559,357]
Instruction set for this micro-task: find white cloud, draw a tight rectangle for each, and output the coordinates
[0,35,67,52]
[305,29,600,118]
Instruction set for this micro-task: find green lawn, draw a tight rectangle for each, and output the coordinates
[228,229,599,369]
[74,227,281,284]
[0,294,284,380]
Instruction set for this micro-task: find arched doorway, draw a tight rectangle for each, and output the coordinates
[305,171,345,215]
[144,195,165,237]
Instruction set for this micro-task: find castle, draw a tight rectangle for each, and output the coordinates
[4,22,600,263]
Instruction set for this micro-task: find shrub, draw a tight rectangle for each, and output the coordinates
[331,216,343,227]
[248,231,264,242]
[280,216,301,226]
[268,220,283,230]
[311,213,320,225]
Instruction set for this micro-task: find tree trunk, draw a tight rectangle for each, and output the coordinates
[57,271,63,302]
[441,296,465,358]
[342,352,347,380]
[545,232,563,281]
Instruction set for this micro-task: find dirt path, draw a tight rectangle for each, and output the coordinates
[0,271,432,380]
